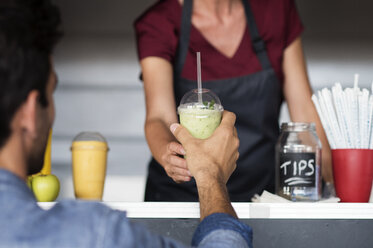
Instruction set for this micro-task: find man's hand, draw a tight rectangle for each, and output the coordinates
[170,111,239,220]
[170,111,239,185]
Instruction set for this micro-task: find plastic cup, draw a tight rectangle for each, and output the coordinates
[178,89,223,139]
[332,149,373,202]
[71,132,109,200]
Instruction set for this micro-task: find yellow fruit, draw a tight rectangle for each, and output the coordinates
[40,130,52,175]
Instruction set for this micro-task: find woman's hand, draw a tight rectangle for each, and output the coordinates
[141,57,192,183]
[161,141,192,183]
[283,37,333,183]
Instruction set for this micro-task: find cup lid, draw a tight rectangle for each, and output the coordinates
[72,132,107,143]
[178,88,223,112]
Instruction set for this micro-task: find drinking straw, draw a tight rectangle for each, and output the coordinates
[312,95,336,149]
[369,96,373,149]
[332,84,351,148]
[365,90,371,148]
[361,89,369,148]
[318,91,338,148]
[322,88,345,148]
[341,88,354,148]
[354,73,360,89]
[313,78,373,149]
[196,52,202,104]
[358,93,364,148]
[346,88,359,148]
[353,74,361,147]
[370,82,373,148]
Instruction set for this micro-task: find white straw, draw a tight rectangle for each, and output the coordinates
[196,52,202,103]
[358,93,364,148]
[312,77,373,150]
[354,73,359,89]
[322,90,339,146]
[353,74,361,147]
[369,96,373,149]
[347,88,360,148]
[361,90,369,148]
[312,95,336,149]
[341,87,355,148]
[332,84,351,148]
[319,91,339,148]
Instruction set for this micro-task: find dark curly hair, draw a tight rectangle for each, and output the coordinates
[0,0,62,147]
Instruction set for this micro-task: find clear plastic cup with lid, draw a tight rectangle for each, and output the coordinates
[71,132,109,200]
[177,89,223,139]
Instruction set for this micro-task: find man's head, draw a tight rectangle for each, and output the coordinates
[0,0,62,175]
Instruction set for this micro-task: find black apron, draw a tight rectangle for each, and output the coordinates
[145,0,283,202]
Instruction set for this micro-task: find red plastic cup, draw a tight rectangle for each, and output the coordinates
[332,149,373,202]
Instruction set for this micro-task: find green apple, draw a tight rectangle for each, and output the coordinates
[27,176,33,189]
[32,174,60,202]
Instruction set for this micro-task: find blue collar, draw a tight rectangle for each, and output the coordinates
[0,169,36,201]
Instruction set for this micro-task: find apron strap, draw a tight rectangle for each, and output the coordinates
[241,0,272,69]
[175,0,193,82]
[175,0,273,79]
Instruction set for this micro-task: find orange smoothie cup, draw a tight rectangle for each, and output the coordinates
[71,132,109,201]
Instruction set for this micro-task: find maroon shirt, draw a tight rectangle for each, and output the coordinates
[134,0,303,84]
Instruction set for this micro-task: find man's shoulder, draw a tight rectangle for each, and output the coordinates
[42,201,129,245]
[0,199,130,247]
[50,200,126,220]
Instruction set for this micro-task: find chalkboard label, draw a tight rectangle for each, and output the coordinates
[279,152,316,187]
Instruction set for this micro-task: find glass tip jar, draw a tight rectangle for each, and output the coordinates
[275,122,322,201]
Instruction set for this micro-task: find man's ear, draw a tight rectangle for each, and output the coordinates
[19,90,39,139]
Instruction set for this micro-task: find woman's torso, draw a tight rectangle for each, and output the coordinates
[135,0,303,201]
[135,0,303,84]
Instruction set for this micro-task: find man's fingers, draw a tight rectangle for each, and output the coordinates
[220,111,236,128]
[166,154,188,170]
[167,166,192,183]
[174,176,192,183]
[171,166,192,178]
[170,123,193,144]
[233,127,238,138]
[167,141,186,155]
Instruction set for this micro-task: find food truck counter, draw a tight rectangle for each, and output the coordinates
[39,202,373,247]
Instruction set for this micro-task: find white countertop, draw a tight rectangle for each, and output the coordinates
[38,202,373,219]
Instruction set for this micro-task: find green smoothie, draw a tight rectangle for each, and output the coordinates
[178,104,223,139]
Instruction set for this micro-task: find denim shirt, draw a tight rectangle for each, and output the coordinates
[0,169,252,248]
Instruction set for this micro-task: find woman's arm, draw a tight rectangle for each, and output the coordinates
[141,57,192,182]
[282,37,333,183]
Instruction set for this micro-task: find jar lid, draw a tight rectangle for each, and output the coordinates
[72,132,107,143]
[281,122,316,132]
